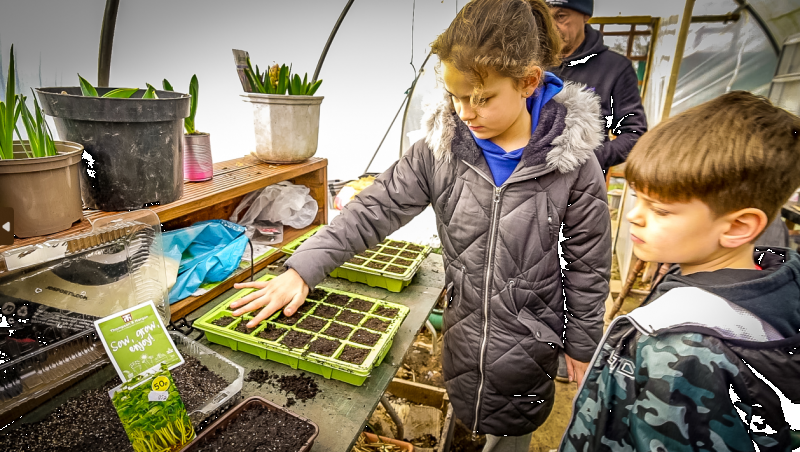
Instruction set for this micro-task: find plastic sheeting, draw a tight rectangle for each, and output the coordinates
[671,2,779,115]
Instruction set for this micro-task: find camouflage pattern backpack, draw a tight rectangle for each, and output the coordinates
[560,287,800,452]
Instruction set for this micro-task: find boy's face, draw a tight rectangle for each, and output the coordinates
[441,61,536,147]
[626,191,731,267]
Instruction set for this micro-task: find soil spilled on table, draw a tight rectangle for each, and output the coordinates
[0,356,228,452]
[195,404,315,452]
[245,370,320,407]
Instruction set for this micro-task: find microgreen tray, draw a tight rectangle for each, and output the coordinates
[193,274,410,386]
[281,225,432,292]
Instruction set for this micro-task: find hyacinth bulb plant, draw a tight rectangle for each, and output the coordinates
[245,58,322,96]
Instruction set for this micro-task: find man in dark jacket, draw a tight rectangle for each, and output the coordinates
[546,0,648,174]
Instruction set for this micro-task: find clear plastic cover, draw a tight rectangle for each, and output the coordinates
[0,209,169,421]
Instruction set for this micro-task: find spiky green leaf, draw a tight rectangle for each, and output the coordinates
[142,84,158,99]
[78,73,99,97]
[307,79,322,96]
[162,79,174,91]
[102,88,138,98]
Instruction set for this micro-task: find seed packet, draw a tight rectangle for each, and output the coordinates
[109,364,195,452]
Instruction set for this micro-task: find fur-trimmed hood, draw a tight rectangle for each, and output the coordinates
[421,82,604,174]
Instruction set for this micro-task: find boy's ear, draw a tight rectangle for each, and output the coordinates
[719,208,769,248]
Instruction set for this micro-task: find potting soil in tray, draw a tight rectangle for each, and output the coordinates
[280,225,432,292]
[0,356,228,452]
[190,400,317,452]
[193,274,410,386]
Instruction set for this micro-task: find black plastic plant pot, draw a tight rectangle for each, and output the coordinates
[183,396,319,452]
[35,87,190,211]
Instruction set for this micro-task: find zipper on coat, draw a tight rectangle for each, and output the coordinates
[461,161,510,436]
[472,184,505,436]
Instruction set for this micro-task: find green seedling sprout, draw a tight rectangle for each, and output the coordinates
[0,45,21,160]
[15,91,58,158]
[163,75,199,134]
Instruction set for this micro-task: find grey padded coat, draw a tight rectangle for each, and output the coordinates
[286,82,611,436]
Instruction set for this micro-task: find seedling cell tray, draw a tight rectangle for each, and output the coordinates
[193,274,410,386]
[281,225,431,292]
[182,396,319,452]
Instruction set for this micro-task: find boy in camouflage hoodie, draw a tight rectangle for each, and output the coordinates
[560,91,800,452]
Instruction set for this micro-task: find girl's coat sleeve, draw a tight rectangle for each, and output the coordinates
[285,141,433,287]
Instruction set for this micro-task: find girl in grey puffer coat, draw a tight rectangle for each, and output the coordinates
[231,0,611,441]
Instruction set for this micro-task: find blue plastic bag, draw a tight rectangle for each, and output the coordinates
[162,220,248,304]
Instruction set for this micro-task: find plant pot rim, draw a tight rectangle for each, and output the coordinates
[0,141,83,167]
[240,92,324,105]
[35,86,189,101]
[184,132,210,137]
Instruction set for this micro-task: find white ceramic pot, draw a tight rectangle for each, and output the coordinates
[241,93,323,163]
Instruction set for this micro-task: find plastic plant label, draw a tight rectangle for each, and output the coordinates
[94,300,184,382]
[110,364,196,452]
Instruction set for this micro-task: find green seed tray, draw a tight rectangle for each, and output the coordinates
[193,274,409,386]
[281,225,432,292]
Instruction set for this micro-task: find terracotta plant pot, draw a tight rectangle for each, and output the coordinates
[362,432,415,452]
[0,141,84,238]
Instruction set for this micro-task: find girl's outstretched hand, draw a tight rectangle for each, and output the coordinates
[230,269,309,328]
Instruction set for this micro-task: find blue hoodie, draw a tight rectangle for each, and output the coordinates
[472,72,564,186]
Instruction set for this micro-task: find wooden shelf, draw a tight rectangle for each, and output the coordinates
[1,155,329,321]
[0,156,328,251]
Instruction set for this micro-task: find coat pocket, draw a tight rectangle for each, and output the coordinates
[517,308,561,380]
[535,193,554,251]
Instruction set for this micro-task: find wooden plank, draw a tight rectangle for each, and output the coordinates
[169,223,320,321]
[0,156,327,253]
[387,378,448,410]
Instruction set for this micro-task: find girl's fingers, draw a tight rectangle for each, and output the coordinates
[248,298,287,328]
[234,281,267,289]
[283,291,307,317]
[230,286,273,310]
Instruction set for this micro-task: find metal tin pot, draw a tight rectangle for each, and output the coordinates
[183,133,213,181]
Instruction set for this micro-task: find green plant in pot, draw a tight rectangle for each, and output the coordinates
[163,75,212,181]
[35,73,190,211]
[239,57,324,163]
[0,45,84,238]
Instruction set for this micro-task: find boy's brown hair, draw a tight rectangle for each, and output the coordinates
[626,91,800,222]
[430,0,562,107]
